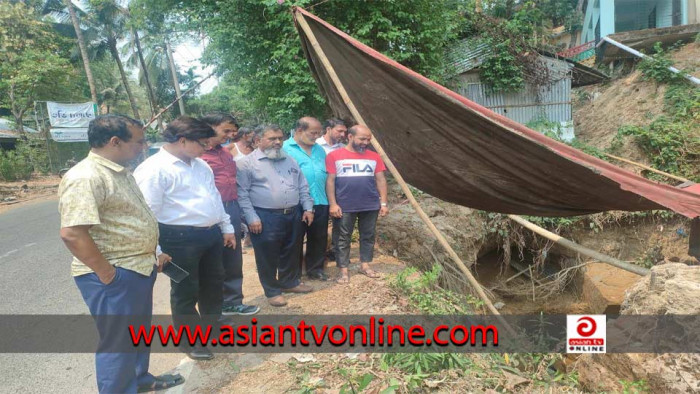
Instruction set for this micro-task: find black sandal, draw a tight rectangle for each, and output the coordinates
[137,374,185,393]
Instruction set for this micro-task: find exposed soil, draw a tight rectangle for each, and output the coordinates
[572,42,700,175]
[192,248,413,393]
[207,247,583,393]
[0,175,61,214]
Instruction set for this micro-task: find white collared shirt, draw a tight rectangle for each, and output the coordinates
[315,136,345,154]
[134,147,234,233]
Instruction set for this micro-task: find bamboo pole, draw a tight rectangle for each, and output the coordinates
[143,72,215,130]
[294,10,518,335]
[507,215,649,276]
[602,152,690,183]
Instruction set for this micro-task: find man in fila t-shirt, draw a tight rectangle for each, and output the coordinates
[325,125,389,284]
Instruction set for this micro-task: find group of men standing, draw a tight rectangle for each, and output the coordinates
[57,113,389,393]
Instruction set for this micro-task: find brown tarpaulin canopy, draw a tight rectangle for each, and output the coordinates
[294,8,700,218]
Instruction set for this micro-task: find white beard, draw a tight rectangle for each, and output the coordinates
[263,148,286,160]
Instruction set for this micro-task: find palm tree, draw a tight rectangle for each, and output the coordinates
[37,0,100,107]
[64,0,99,106]
[87,0,141,119]
[121,27,160,118]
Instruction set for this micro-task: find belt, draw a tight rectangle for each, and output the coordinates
[223,200,237,207]
[254,206,297,215]
[158,223,218,232]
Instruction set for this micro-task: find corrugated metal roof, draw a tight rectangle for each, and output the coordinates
[446,39,491,75]
[0,119,38,133]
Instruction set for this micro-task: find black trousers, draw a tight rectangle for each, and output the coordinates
[299,204,329,277]
[222,200,244,306]
[337,210,379,268]
[249,207,303,298]
[158,223,224,328]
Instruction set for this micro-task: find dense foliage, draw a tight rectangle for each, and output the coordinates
[177,0,468,126]
[0,2,76,133]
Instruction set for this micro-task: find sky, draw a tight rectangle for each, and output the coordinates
[172,40,218,95]
[72,0,218,96]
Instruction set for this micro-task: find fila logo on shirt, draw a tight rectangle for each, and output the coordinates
[336,159,376,177]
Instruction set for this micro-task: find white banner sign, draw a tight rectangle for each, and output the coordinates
[50,128,88,142]
[47,102,97,128]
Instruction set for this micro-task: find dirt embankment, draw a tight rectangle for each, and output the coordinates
[573,42,700,175]
[375,184,490,286]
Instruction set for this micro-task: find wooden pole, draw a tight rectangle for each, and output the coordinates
[143,72,215,130]
[507,215,649,276]
[602,152,690,183]
[294,10,518,335]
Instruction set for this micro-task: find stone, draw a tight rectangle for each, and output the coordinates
[582,263,641,314]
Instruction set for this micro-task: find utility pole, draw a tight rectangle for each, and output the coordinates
[165,39,186,116]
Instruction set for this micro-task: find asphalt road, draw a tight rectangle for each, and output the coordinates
[0,199,187,393]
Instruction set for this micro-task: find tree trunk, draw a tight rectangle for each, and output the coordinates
[64,0,99,108]
[569,0,585,47]
[8,84,25,135]
[165,39,186,116]
[109,36,141,119]
[133,29,157,117]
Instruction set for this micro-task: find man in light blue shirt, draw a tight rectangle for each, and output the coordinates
[283,117,330,281]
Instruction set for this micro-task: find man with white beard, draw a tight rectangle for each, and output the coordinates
[236,125,315,306]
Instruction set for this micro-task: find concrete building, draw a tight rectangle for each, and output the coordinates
[581,0,697,44]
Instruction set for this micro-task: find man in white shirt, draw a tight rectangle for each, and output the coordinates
[134,117,236,361]
[315,118,348,262]
[315,118,347,154]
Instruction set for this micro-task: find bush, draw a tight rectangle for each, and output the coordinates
[0,141,50,181]
[0,148,33,181]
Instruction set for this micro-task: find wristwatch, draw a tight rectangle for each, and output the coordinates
[380,202,387,207]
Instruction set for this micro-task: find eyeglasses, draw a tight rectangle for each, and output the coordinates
[193,140,209,148]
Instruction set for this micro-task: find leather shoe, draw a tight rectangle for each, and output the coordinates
[307,272,329,281]
[185,345,213,361]
[282,284,313,294]
[268,295,288,307]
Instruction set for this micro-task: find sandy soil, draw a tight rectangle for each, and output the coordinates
[0,175,61,214]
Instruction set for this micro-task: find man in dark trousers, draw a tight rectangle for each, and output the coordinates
[201,113,260,316]
[237,124,315,307]
[317,118,347,262]
[135,116,236,361]
[59,115,184,393]
[326,125,389,284]
[283,117,330,281]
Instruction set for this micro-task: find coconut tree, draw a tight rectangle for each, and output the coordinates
[63,0,99,105]
[86,0,141,119]
[37,0,101,107]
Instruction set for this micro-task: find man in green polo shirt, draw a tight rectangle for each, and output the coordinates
[283,117,329,281]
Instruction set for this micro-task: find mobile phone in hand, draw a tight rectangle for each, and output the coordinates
[161,261,189,283]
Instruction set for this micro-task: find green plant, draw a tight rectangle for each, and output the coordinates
[0,141,49,181]
[380,352,471,389]
[638,43,684,84]
[480,39,526,92]
[620,379,650,394]
[392,266,482,314]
